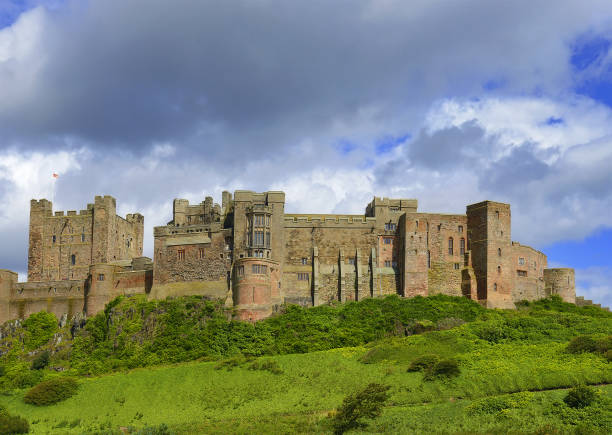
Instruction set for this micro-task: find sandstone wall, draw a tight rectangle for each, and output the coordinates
[511,242,547,302]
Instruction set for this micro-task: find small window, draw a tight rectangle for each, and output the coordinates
[518,257,525,265]
[498,248,502,257]
[198,248,205,259]
[497,265,501,273]
[454,263,460,270]
[458,225,463,233]
[495,210,500,220]
[178,250,185,260]
[448,238,454,255]
[517,270,527,277]
[266,231,271,248]
[98,274,105,281]
[493,283,497,291]
[384,260,391,267]
[301,258,308,265]
[252,264,267,274]
[71,254,76,266]
[392,261,397,268]
[415,220,419,228]
[383,237,392,245]
[297,272,309,281]
[220,253,224,259]
[127,240,131,248]
[237,266,244,276]
[427,250,431,269]
[348,258,355,265]
[460,238,465,255]
[81,233,85,242]
[52,235,56,243]
[384,223,397,231]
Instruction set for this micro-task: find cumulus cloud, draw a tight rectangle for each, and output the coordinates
[0,1,612,304]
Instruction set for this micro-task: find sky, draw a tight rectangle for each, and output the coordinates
[0,0,611,307]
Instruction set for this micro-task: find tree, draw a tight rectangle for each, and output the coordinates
[332,383,390,434]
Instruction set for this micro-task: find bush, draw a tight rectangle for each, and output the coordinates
[30,351,50,370]
[566,336,599,354]
[563,385,596,409]
[596,335,612,353]
[0,412,29,434]
[424,358,460,380]
[134,424,173,435]
[22,311,58,350]
[332,383,390,434]
[407,354,439,372]
[604,350,612,362]
[12,370,42,389]
[24,378,78,406]
[248,360,283,375]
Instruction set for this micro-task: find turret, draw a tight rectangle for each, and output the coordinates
[28,199,53,281]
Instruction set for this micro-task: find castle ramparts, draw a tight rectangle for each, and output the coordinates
[0,191,578,323]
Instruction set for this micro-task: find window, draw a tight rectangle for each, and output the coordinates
[237,266,244,276]
[497,265,501,273]
[392,261,397,268]
[348,258,355,265]
[71,254,76,265]
[495,210,500,219]
[454,263,460,270]
[493,283,497,291]
[266,231,270,248]
[127,239,131,248]
[266,215,270,226]
[178,250,185,260]
[254,215,265,226]
[384,260,391,267]
[518,257,525,265]
[517,270,527,277]
[384,223,396,231]
[301,258,308,265]
[458,225,463,233]
[498,248,502,257]
[254,230,264,246]
[252,264,268,274]
[448,237,454,255]
[297,272,309,281]
[220,253,224,259]
[52,235,56,243]
[81,233,85,242]
[188,216,192,223]
[460,238,465,255]
[198,248,205,259]
[98,274,105,281]
[415,220,419,228]
[383,237,392,245]
[427,250,431,269]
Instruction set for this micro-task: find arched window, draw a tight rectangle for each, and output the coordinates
[460,238,465,255]
[448,238,454,255]
[71,254,76,266]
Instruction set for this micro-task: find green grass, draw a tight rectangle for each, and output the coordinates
[1,331,610,434]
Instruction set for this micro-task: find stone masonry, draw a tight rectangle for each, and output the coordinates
[0,191,576,323]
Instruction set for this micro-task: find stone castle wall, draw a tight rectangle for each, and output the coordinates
[0,190,577,324]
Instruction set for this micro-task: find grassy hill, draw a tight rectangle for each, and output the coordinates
[0,295,610,434]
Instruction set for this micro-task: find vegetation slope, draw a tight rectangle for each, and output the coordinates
[0,295,610,434]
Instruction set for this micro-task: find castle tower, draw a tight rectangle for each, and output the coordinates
[544,268,576,303]
[27,199,53,281]
[466,201,514,308]
[91,195,117,263]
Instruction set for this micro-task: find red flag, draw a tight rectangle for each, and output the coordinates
[52,173,59,178]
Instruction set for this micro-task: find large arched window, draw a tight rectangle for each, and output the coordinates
[460,238,465,255]
[448,237,454,255]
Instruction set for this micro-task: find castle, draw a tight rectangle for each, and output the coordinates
[0,191,576,323]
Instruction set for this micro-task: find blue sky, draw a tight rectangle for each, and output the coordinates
[0,1,611,307]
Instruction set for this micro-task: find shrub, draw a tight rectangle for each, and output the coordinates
[407,354,439,372]
[596,335,612,353]
[424,358,460,380]
[332,383,390,434]
[134,424,173,435]
[466,392,533,415]
[24,377,78,406]
[12,370,42,389]
[563,385,596,409]
[22,311,58,350]
[30,351,50,370]
[436,317,465,331]
[0,412,29,434]
[566,336,598,354]
[248,360,283,375]
[604,350,612,362]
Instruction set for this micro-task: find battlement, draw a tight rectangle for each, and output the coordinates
[234,190,285,204]
[94,195,117,208]
[126,213,144,224]
[284,214,376,228]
